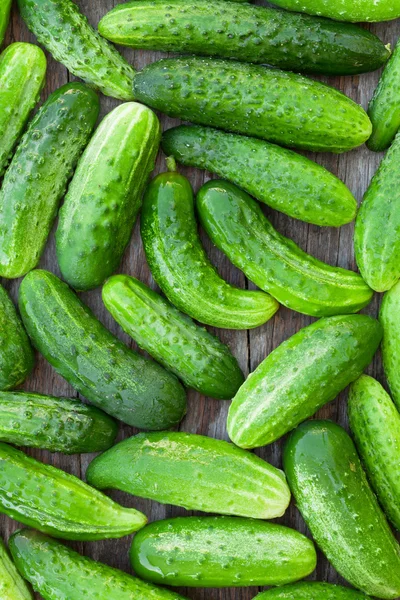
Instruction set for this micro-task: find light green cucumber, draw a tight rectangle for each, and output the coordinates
[254,583,368,599]
[380,281,400,408]
[0,536,33,600]
[268,0,400,22]
[0,0,12,46]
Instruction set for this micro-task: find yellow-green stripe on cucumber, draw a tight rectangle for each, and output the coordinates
[0,536,33,600]
[267,0,400,22]
[380,281,400,408]
[254,583,368,599]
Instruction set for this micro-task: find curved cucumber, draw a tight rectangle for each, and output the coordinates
[17,0,135,100]
[349,375,400,531]
[228,315,382,449]
[0,391,117,454]
[86,431,290,519]
[0,0,12,46]
[284,420,400,599]
[0,83,99,279]
[141,171,278,329]
[197,181,372,317]
[268,0,400,22]
[99,0,389,76]
[0,43,46,176]
[102,275,244,398]
[0,536,33,600]
[133,57,371,153]
[255,583,368,599]
[56,102,161,291]
[380,281,400,408]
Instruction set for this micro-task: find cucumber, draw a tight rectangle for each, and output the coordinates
[0,285,34,391]
[133,57,372,153]
[0,391,117,454]
[9,530,188,600]
[255,583,368,599]
[284,420,400,599]
[18,270,187,429]
[141,170,278,329]
[268,0,400,22]
[348,375,400,531]
[0,536,33,600]
[56,102,161,291]
[0,43,46,176]
[197,181,372,316]
[228,314,382,449]
[162,126,357,227]
[380,281,400,409]
[86,431,290,519]
[0,83,99,279]
[17,0,135,100]
[0,442,146,540]
[0,0,12,46]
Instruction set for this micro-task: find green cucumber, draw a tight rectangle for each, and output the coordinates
[133,57,372,153]
[380,281,400,408]
[0,285,34,391]
[268,0,400,22]
[0,391,117,454]
[228,315,382,449]
[9,530,188,600]
[18,270,186,429]
[0,536,33,600]
[56,102,161,291]
[284,420,400,599]
[99,0,389,76]
[0,442,146,540]
[349,375,400,531]
[0,83,99,279]
[141,170,278,329]
[102,275,244,398]
[86,431,290,519]
[254,583,368,599]
[17,0,135,100]
[0,0,12,46]
[197,181,372,316]
[0,43,46,176]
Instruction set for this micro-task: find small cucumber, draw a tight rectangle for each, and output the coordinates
[0,43,46,176]
[0,442,146,540]
[18,270,187,429]
[380,281,400,409]
[0,536,33,600]
[0,83,99,279]
[9,530,188,600]
[133,57,372,153]
[254,583,368,599]
[141,171,278,329]
[349,375,400,531]
[130,516,316,587]
[0,0,12,46]
[228,315,382,449]
[197,181,372,317]
[0,391,117,454]
[86,431,290,519]
[284,420,400,599]
[268,0,400,22]
[17,0,135,100]
[56,102,161,291]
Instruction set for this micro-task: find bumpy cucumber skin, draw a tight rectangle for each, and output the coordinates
[87,431,290,519]
[0,43,46,176]
[380,281,400,409]
[228,315,382,449]
[197,181,372,317]
[10,530,187,600]
[133,57,371,153]
[0,537,33,600]
[0,0,12,46]
[18,270,186,429]
[141,172,278,329]
[0,391,117,454]
[255,583,368,599]
[17,0,135,100]
[102,275,244,398]
[56,103,160,291]
[0,83,99,279]
[268,0,400,22]
[0,442,147,540]
[163,126,357,227]
[284,420,400,599]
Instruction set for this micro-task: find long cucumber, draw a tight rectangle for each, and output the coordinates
[0,0,12,45]
[268,0,400,22]
[380,281,400,408]
[0,536,33,600]
[255,583,368,599]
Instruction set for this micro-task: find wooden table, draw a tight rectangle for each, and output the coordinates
[3,2,399,599]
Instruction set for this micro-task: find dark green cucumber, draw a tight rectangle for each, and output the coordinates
[0,536,33,600]
[56,102,161,291]
[0,391,117,454]
[10,530,188,600]
[0,0,12,46]
[0,43,46,176]
[284,420,400,599]
[133,57,372,152]
[17,0,135,100]
[18,270,186,429]
[380,281,400,409]
[0,442,146,540]
[102,275,244,398]
[228,315,382,449]
[100,0,389,76]
[255,583,368,599]
[87,431,290,519]
[349,375,400,531]
[141,171,278,329]
[268,0,400,22]
[197,181,372,316]
[0,83,99,279]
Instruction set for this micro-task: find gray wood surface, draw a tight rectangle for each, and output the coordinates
[2,2,398,598]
